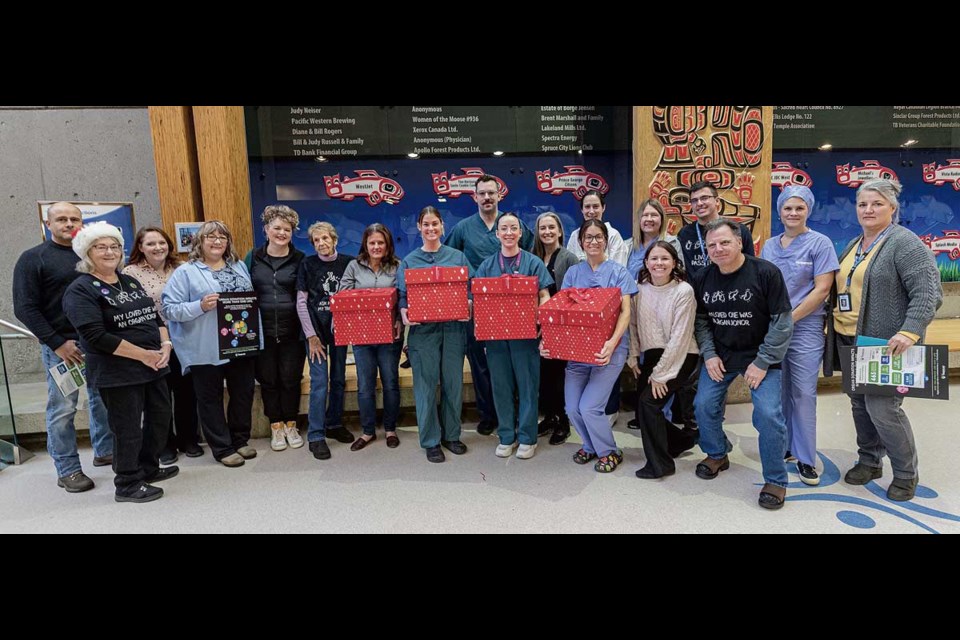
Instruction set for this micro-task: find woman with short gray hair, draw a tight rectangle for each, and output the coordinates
[826,179,942,501]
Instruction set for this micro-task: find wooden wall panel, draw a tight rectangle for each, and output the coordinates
[634,106,773,252]
[147,106,203,246]
[192,106,254,256]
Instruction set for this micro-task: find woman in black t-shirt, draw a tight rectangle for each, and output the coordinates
[63,222,175,503]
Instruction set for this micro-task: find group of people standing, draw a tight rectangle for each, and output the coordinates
[13,174,942,508]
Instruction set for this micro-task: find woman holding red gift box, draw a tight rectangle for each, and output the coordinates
[540,220,637,473]
[476,213,553,460]
[398,207,473,464]
[533,212,579,445]
[340,223,404,451]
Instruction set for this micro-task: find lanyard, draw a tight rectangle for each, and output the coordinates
[845,226,891,288]
[499,251,522,274]
[695,223,709,265]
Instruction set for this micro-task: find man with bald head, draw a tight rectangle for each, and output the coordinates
[13,202,114,493]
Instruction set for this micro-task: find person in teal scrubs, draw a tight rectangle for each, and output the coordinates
[475,213,553,460]
[397,206,473,464]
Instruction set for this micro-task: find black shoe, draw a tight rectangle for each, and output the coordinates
[115,483,163,503]
[887,477,918,501]
[797,462,820,486]
[426,445,445,463]
[57,471,95,493]
[145,466,179,483]
[183,444,204,458]
[309,440,331,460]
[159,450,179,465]
[537,417,559,437]
[399,356,412,369]
[627,418,640,430]
[668,429,699,458]
[92,455,113,467]
[549,426,570,446]
[440,440,467,455]
[635,465,675,479]
[784,450,797,463]
[844,463,882,485]
[476,421,497,436]
[326,427,355,444]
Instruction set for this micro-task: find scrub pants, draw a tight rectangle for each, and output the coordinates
[486,338,540,446]
[781,316,825,466]
[565,352,626,458]
[408,321,467,449]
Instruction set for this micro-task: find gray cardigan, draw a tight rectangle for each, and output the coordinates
[548,247,580,293]
[824,224,942,374]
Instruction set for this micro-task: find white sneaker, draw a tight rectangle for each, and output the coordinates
[270,425,287,451]
[516,443,537,459]
[495,441,518,458]
[284,422,304,449]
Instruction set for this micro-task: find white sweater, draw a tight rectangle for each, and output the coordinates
[627,279,699,383]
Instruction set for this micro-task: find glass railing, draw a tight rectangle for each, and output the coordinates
[0,333,17,469]
[0,319,36,468]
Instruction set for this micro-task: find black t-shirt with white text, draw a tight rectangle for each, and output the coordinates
[296,253,354,345]
[63,273,168,388]
[692,255,791,371]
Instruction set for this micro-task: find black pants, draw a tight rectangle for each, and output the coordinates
[539,355,568,425]
[255,338,305,423]
[636,351,699,476]
[191,358,256,460]
[164,349,200,452]
[670,358,700,428]
[99,378,170,492]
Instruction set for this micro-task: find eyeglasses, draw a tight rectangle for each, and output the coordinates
[204,235,228,244]
[690,195,716,205]
[92,244,122,254]
[583,235,606,244]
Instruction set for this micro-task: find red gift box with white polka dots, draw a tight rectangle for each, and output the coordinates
[471,275,539,341]
[330,288,398,346]
[405,266,470,323]
[538,287,621,364]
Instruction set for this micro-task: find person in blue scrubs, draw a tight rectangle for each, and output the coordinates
[398,206,473,463]
[475,213,553,460]
[541,220,637,473]
[761,185,839,485]
[446,175,534,437]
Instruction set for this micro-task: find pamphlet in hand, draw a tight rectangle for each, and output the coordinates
[49,360,87,397]
[839,340,949,400]
[217,292,262,359]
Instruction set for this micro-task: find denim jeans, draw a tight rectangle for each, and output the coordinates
[325,344,347,429]
[306,347,330,443]
[694,365,788,487]
[41,343,113,477]
[353,341,402,436]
